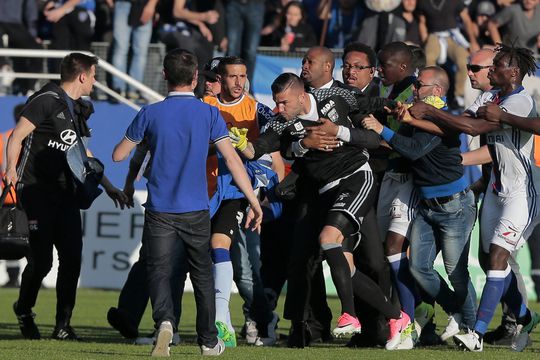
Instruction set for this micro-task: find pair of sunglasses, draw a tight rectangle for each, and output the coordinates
[466,64,491,73]
[413,80,438,89]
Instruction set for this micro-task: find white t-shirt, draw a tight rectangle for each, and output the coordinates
[467,88,538,197]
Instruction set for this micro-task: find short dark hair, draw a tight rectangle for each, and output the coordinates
[343,42,376,67]
[60,53,98,83]
[271,73,304,94]
[163,48,198,87]
[379,41,413,65]
[216,56,247,76]
[409,45,426,71]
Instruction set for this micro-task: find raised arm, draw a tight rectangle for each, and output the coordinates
[409,101,499,136]
[478,102,540,135]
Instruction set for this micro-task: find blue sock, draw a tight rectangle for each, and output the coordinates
[474,266,509,335]
[212,248,234,331]
[501,269,528,320]
[388,253,418,321]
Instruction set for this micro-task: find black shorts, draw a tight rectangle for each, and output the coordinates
[321,170,377,238]
[211,198,248,239]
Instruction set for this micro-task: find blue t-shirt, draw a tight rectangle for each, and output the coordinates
[125,93,228,213]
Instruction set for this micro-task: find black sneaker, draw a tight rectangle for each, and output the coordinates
[52,325,82,341]
[107,307,138,339]
[287,321,312,348]
[483,322,516,346]
[13,301,41,340]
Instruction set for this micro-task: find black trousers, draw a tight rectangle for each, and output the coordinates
[0,22,42,94]
[16,186,82,327]
[116,233,188,332]
[143,209,217,347]
[49,8,94,72]
[283,195,332,327]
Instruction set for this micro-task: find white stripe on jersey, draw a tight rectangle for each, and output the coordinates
[470,88,538,197]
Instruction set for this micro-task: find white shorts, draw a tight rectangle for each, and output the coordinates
[480,189,540,253]
[377,172,419,239]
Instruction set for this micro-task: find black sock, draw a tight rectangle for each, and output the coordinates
[351,270,401,319]
[517,309,532,326]
[323,245,355,315]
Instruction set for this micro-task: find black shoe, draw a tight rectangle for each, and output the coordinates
[52,325,82,341]
[107,307,138,339]
[483,322,516,346]
[287,321,312,348]
[13,301,41,340]
[346,332,378,348]
[417,319,443,346]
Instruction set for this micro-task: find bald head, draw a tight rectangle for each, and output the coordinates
[416,66,449,99]
[468,48,494,91]
[301,46,335,88]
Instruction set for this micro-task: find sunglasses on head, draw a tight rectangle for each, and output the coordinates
[466,64,491,73]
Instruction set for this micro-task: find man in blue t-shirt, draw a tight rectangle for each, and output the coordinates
[112,49,262,357]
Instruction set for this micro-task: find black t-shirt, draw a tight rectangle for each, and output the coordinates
[417,0,466,33]
[18,82,92,191]
[253,87,377,187]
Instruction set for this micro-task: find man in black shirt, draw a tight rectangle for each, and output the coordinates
[235,73,411,349]
[5,53,127,340]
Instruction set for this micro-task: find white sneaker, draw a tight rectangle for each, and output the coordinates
[201,337,225,356]
[453,330,483,352]
[395,325,415,350]
[244,320,258,345]
[254,312,279,346]
[151,321,173,357]
[440,313,461,342]
[135,332,180,346]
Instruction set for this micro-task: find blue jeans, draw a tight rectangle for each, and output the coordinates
[111,1,152,92]
[409,190,477,328]
[225,0,264,81]
[231,226,273,326]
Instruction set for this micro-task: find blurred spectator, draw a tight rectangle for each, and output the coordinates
[270,1,317,52]
[45,0,96,51]
[260,0,293,45]
[355,0,403,52]
[110,0,158,101]
[0,0,43,95]
[409,44,426,74]
[319,0,364,48]
[472,1,496,48]
[487,0,540,54]
[192,0,227,53]
[417,0,479,108]
[225,0,265,83]
[157,0,218,70]
[400,0,421,46]
[93,0,113,42]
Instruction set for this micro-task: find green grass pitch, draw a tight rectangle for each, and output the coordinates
[0,288,539,359]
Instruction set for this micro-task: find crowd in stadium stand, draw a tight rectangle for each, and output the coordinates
[1,0,540,358]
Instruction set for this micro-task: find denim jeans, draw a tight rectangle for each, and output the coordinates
[111,1,152,92]
[231,227,273,328]
[409,190,477,328]
[144,209,217,347]
[225,0,265,81]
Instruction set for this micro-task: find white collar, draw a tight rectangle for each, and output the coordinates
[318,79,334,89]
[298,94,318,121]
[168,91,195,96]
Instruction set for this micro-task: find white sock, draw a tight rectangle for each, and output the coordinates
[214,260,234,329]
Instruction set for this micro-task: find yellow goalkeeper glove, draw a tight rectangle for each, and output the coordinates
[229,127,249,151]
